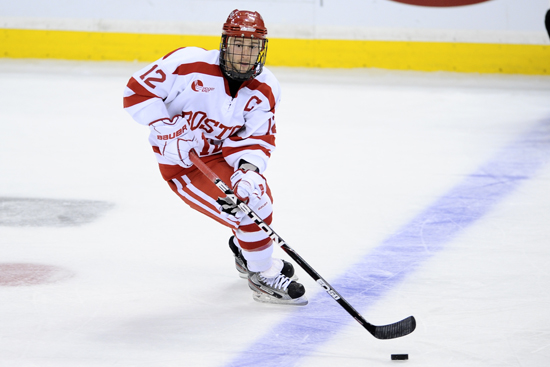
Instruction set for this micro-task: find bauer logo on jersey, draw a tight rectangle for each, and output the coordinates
[191,80,215,93]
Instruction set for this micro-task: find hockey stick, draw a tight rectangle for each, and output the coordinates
[189,151,416,339]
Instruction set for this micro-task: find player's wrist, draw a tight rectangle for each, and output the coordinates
[238,159,259,173]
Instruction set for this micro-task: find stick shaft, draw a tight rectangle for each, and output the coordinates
[188,151,415,339]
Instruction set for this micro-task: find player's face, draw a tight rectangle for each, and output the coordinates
[226,37,262,74]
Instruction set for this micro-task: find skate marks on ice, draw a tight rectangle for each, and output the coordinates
[0,263,74,287]
[0,197,114,227]
[223,120,550,367]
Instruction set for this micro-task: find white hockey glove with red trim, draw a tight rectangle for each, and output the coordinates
[230,163,266,205]
[149,115,206,168]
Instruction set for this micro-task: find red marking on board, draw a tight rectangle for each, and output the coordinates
[388,0,492,7]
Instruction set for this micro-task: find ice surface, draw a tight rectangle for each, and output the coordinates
[0,197,114,227]
[1,59,549,367]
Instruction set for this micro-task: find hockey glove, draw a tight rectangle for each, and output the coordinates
[230,165,266,204]
[149,115,206,168]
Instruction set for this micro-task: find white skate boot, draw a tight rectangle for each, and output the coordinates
[248,258,308,306]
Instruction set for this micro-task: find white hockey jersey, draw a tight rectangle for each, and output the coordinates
[123,47,280,181]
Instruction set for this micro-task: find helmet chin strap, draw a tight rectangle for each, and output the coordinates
[224,63,256,81]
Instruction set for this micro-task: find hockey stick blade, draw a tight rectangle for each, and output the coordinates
[367,315,416,339]
[283,243,416,339]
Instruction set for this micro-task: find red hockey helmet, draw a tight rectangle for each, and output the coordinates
[219,9,268,81]
[222,9,268,39]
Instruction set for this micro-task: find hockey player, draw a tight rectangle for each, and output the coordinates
[123,9,307,306]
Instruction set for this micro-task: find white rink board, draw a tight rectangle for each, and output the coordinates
[1,0,549,43]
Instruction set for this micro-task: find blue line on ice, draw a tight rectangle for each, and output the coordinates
[223,120,550,367]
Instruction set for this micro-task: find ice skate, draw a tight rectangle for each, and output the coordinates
[228,236,249,278]
[228,236,297,280]
[248,258,308,306]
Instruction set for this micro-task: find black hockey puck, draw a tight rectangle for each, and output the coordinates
[391,354,409,360]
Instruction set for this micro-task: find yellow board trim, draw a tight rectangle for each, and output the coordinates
[2,28,549,75]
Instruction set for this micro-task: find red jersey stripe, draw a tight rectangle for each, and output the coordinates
[167,180,237,230]
[239,213,273,232]
[174,62,223,77]
[158,163,187,182]
[123,77,159,108]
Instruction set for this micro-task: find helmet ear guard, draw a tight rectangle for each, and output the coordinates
[219,9,268,81]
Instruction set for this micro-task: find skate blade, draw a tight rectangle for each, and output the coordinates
[252,291,308,306]
[240,272,298,281]
[239,271,300,282]
[238,269,298,281]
